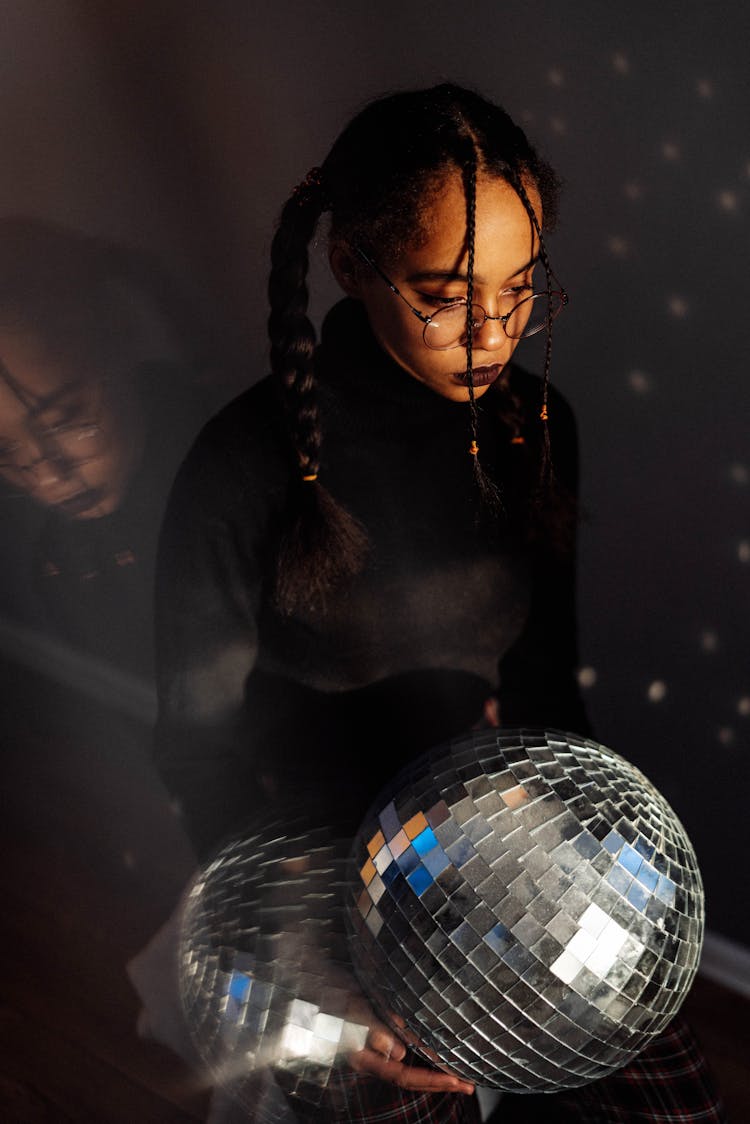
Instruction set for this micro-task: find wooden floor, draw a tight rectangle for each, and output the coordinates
[0,660,747,1122]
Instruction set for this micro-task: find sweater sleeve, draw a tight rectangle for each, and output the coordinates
[153,409,283,858]
[497,383,591,737]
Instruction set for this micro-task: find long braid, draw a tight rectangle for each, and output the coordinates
[509,175,577,555]
[464,155,478,439]
[268,172,367,615]
[513,176,556,486]
[462,152,503,516]
[268,186,321,477]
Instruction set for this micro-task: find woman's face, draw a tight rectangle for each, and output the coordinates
[0,328,144,519]
[341,171,543,403]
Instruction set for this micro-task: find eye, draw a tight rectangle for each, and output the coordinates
[44,417,76,435]
[0,440,21,465]
[502,281,534,296]
[416,292,467,308]
[38,401,90,435]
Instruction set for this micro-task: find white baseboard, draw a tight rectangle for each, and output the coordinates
[700,929,750,1000]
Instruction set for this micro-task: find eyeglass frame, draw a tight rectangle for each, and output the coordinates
[354,245,568,348]
[0,367,110,474]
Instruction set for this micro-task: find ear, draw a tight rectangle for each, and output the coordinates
[329,245,363,297]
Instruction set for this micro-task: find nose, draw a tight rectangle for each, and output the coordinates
[19,439,77,492]
[471,312,508,352]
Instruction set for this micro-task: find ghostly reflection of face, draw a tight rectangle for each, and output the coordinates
[0,328,145,519]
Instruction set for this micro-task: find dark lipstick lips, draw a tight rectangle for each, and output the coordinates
[453,363,503,387]
[57,488,103,516]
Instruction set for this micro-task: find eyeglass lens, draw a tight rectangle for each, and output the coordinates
[423,293,563,350]
[0,383,107,471]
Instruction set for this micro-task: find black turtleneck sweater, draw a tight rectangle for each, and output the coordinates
[154,300,588,858]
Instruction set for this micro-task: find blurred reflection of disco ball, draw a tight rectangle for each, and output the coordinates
[348,729,704,1092]
[179,822,369,1122]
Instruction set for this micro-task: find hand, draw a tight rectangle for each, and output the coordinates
[346,998,475,1096]
[482,696,501,728]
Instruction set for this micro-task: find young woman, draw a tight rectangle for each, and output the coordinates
[154,85,725,1123]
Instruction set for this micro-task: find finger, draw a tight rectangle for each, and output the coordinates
[366,1024,406,1062]
[483,696,501,726]
[396,1024,421,1049]
[349,1049,474,1094]
[382,1012,424,1052]
[395,1062,474,1095]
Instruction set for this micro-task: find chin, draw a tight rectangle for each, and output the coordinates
[435,381,493,403]
[67,488,123,520]
[72,505,113,521]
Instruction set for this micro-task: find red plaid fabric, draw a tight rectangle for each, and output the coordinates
[329,1083,481,1124]
[226,1018,724,1123]
[300,1016,726,1124]
[288,1051,482,1123]
[496,1015,728,1124]
[211,1067,481,1123]
[564,1015,728,1123]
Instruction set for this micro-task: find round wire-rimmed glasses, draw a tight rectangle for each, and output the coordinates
[355,246,568,350]
[0,366,108,474]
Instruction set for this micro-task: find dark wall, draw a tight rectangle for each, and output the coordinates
[3,1,748,941]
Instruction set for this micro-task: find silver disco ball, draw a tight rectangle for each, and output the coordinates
[179,822,369,1122]
[348,729,704,1092]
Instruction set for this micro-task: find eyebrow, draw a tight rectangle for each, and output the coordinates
[406,254,539,286]
[31,383,88,414]
[0,358,88,416]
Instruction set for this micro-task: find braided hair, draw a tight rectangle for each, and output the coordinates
[267,83,564,614]
[268,172,368,614]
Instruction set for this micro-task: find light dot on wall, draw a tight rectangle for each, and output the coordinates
[738,697,750,717]
[717,727,735,746]
[123,850,136,870]
[624,181,644,201]
[696,78,714,100]
[577,666,598,689]
[547,67,565,87]
[729,462,749,485]
[662,141,681,162]
[718,190,738,213]
[738,540,750,563]
[520,109,536,125]
[647,680,668,703]
[607,235,629,258]
[628,370,652,395]
[668,296,689,318]
[549,116,567,135]
[700,630,719,653]
[612,52,630,75]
